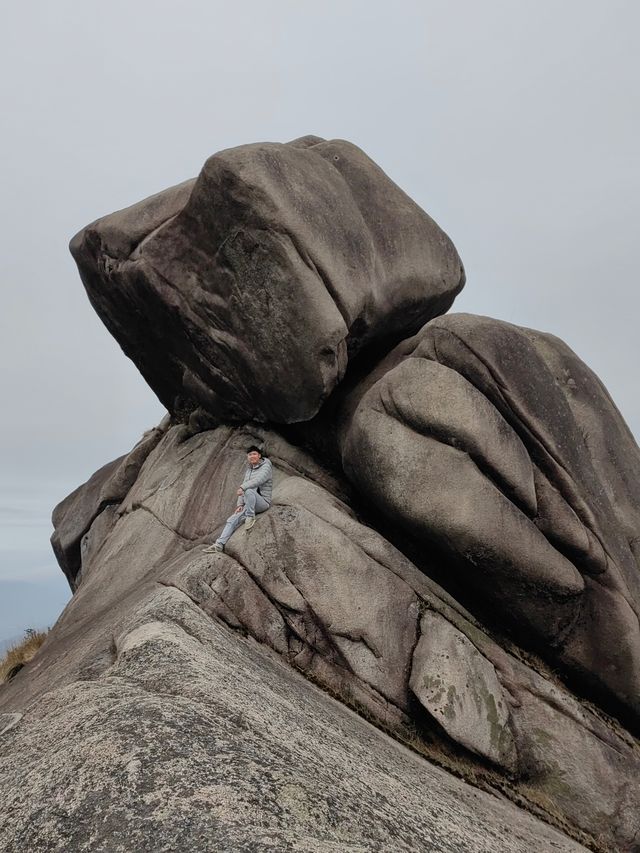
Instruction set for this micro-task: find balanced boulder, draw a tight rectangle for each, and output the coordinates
[70,136,464,424]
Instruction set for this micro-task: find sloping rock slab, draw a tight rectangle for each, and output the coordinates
[70,136,464,423]
[0,586,588,853]
[13,423,636,850]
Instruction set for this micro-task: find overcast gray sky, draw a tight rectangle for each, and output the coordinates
[1,0,638,639]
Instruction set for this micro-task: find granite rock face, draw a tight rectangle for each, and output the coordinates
[340,313,640,731]
[2,140,639,852]
[0,585,589,853]
[410,610,516,769]
[3,425,639,851]
[70,136,464,424]
[51,417,170,587]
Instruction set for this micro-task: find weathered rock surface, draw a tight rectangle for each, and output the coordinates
[339,313,640,731]
[410,610,516,769]
[4,425,638,851]
[69,136,464,424]
[0,586,588,853]
[51,417,170,587]
[5,141,640,852]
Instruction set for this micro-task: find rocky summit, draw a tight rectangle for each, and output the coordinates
[1,137,639,853]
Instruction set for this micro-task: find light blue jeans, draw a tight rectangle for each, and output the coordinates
[216,488,271,545]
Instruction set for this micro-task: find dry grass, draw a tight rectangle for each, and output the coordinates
[0,629,49,684]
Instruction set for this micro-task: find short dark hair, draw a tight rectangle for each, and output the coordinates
[246,445,262,455]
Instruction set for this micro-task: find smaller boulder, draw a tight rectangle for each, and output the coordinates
[410,610,517,770]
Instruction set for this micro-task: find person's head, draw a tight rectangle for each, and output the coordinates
[246,445,262,465]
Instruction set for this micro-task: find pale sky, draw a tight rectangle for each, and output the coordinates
[1,0,638,639]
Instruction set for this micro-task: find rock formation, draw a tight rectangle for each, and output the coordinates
[1,137,638,853]
[70,136,464,424]
[338,313,640,730]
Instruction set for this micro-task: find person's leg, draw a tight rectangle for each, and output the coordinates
[254,494,270,514]
[243,488,270,517]
[242,489,270,531]
[216,510,245,545]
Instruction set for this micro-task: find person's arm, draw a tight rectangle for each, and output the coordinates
[241,460,272,491]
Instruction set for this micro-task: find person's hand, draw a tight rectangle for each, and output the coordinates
[237,488,244,496]
[234,506,243,514]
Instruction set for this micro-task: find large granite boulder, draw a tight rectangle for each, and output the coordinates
[69,136,464,424]
[339,313,640,731]
[3,424,637,851]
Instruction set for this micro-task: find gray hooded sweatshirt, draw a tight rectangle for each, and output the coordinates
[238,457,273,505]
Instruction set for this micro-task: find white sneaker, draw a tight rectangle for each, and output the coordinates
[244,517,256,531]
[203,542,224,553]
